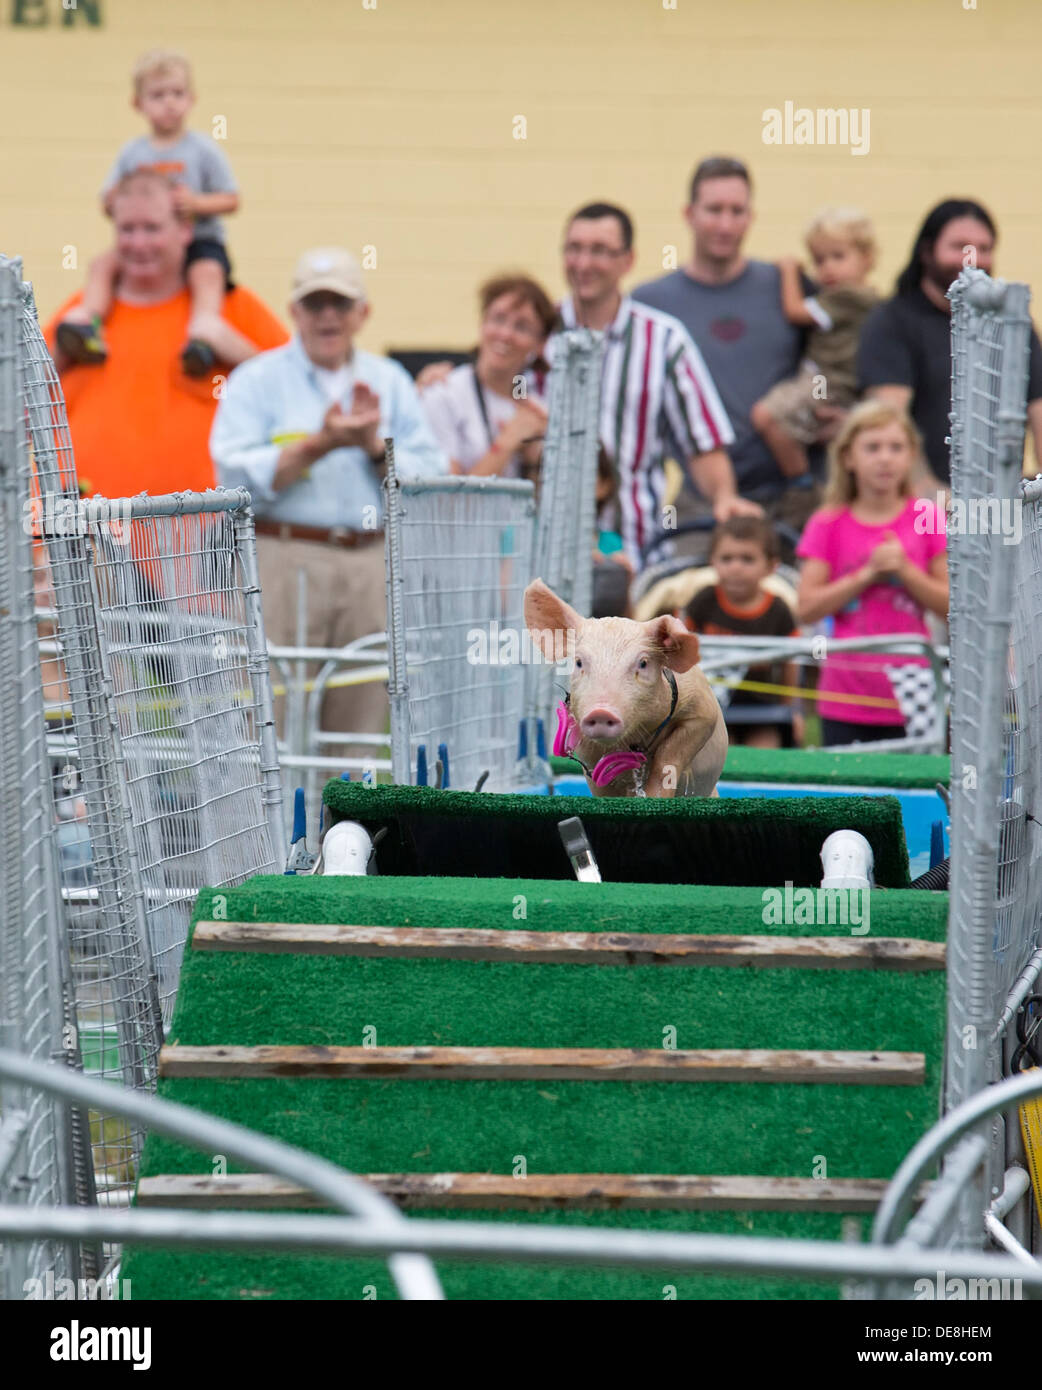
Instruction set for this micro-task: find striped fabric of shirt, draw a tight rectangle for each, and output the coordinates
[557,295,734,565]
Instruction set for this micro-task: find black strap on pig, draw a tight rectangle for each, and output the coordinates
[651,668,679,745]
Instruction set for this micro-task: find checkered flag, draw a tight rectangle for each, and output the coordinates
[883,663,950,741]
[707,665,749,711]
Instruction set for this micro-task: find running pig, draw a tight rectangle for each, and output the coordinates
[524,578,727,797]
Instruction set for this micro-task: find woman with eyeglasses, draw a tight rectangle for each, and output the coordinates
[419,274,556,480]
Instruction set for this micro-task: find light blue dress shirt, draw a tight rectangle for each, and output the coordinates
[210,335,447,528]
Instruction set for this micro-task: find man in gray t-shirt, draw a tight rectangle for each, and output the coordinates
[632,157,822,551]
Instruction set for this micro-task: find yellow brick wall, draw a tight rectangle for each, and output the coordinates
[2,0,1040,353]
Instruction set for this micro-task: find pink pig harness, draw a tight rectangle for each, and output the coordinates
[553,668,679,792]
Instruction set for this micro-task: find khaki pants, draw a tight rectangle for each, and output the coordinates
[257,534,389,758]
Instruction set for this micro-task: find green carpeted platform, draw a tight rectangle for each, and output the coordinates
[552,747,951,788]
[123,875,947,1301]
[719,747,950,789]
[319,785,912,886]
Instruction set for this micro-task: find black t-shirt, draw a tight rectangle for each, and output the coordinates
[857,287,1042,484]
[684,586,797,706]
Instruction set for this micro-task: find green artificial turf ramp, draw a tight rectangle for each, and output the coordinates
[123,876,947,1300]
[319,784,911,887]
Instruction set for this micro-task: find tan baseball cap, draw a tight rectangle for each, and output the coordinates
[290,247,366,303]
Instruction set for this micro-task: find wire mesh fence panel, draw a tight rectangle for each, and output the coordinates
[16,269,161,1205]
[84,491,283,1025]
[385,463,536,792]
[525,328,605,736]
[944,268,1033,1248]
[15,261,284,1214]
[0,255,85,1292]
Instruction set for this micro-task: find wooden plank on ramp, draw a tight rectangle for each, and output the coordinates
[159,1044,925,1086]
[137,1171,901,1213]
[191,921,945,971]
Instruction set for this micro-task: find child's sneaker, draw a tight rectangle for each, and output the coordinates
[56,317,108,365]
[180,339,217,378]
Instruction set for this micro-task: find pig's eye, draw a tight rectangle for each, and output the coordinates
[575,657,583,670]
[638,658,649,671]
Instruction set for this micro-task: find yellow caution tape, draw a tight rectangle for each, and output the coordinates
[709,674,902,711]
[1019,1069,1042,1217]
[269,667,389,697]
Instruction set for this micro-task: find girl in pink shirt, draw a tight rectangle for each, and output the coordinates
[796,401,948,745]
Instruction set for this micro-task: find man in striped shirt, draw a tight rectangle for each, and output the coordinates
[556,202,761,570]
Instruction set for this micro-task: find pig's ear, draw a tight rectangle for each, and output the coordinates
[524,579,582,661]
[646,614,700,673]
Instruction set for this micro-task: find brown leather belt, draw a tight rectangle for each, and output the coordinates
[255,519,383,548]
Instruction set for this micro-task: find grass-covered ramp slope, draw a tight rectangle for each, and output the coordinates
[124,833,946,1300]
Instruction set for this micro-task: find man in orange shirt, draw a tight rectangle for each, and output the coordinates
[44,169,287,499]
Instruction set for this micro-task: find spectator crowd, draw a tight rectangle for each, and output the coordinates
[43,47,1042,750]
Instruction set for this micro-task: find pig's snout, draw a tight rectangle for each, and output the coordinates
[580,706,623,741]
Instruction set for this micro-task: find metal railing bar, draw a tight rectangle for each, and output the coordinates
[0,1050,442,1302]
[0,1206,1038,1290]
[895,1135,988,1250]
[872,1068,1042,1246]
[990,948,1042,1043]
[984,1213,1038,1267]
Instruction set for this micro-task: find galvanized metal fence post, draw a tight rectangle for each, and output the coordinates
[383,439,413,788]
[531,327,605,616]
[526,328,605,744]
[235,501,287,862]
[945,268,1034,1248]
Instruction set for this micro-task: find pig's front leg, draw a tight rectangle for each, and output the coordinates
[646,707,728,798]
[684,713,728,796]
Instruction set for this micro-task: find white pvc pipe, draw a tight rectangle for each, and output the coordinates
[318,821,375,876]
[988,1164,1031,1220]
[820,830,874,890]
